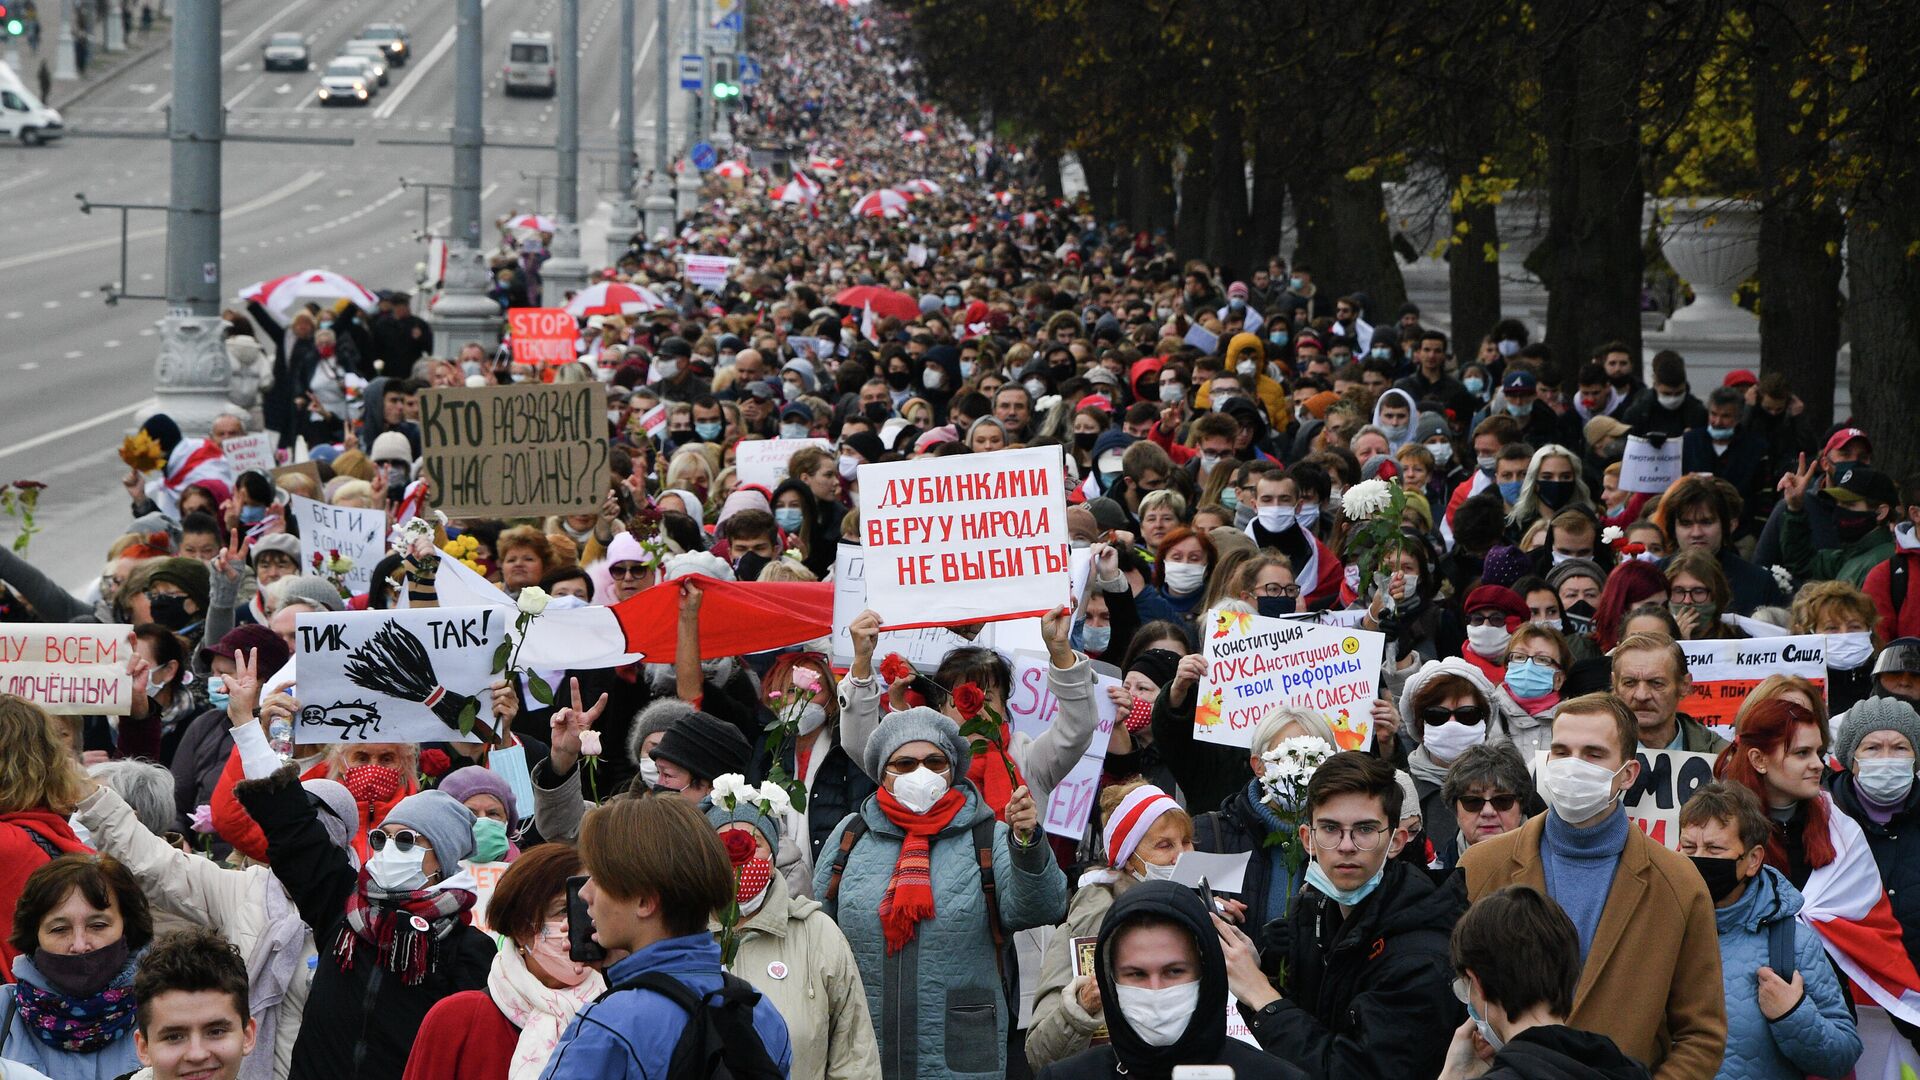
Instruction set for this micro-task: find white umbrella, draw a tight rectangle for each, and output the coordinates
[896,178,943,197]
[504,213,556,233]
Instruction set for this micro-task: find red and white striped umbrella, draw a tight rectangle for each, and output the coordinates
[504,213,556,233]
[563,281,665,317]
[712,160,752,179]
[895,178,943,197]
[772,172,822,205]
[807,156,844,174]
[990,189,1015,205]
[238,269,381,318]
[901,129,928,144]
[851,188,911,219]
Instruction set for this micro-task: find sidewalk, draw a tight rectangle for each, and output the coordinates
[7,12,171,110]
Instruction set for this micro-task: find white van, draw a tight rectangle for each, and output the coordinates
[504,31,555,96]
[0,62,63,145]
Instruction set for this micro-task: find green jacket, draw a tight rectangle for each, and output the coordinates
[1783,510,1894,587]
[1675,713,1730,755]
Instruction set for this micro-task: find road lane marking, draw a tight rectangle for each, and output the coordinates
[0,171,327,274]
[374,0,499,119]
[0,399,158,463]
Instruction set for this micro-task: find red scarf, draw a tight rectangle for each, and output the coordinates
[965,729,1028,820]
[335,869,477,986]
[874,787,966,954]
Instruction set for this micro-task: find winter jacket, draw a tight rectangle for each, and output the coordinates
[1193,785,1303,952]
[1710,865,1860,1080]
[0,956,142,1080]
[814,786,1068,1080]
[1863,523,1920,642]
[1826,771,1920,976]
[1025,877,1120,1071]
[1681,428,1770,499]
[396,989,519,1080]
[169,704,236,832]
[537,933,793,1080]
[1622,392,1709,439]
[1479,1024,1653,1080]
[235,764,493,1080]
[707,871,878,1080]
[1782,509,1894,589]
[0,546,95,623]
[1245,859,1466,1080]
[73,785,311,1080]
[1399,658,1530,831]
[0,810,92,981]
[1462,813,1728,1080]
[839,654,1101,811]
[750,721,876,873]
[211,745,414,865]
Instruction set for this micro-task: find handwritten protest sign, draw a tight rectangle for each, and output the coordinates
[419,382,609,518]
[288,495,383,596]
[736,437,830,491]
[1621,435,1683,494]
[679,254,739,292]
[1680,634,1827,739]
[294,608,506,745]
[468,861,512,932]
[856,445,1070,630]
[1193,610,1385,750]
[0,625,134,715]
[506,308,577,367]
[828,545,973,670]
[221,432,276,476]
[1004,650,1122,840]
[271,461,321,490]
[1625,749,1719,849]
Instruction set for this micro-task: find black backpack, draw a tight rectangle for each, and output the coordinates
[595,970,783,1080]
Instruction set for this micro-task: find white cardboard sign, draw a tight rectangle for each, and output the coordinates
[294,608,507,745]
[1621,435,1683,494]
[1193,610,1385,751]
[289,494,385,596]
[0,624,135,715]
[735,437,830,491]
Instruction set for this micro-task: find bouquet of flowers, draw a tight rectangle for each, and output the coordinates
[0,480,47,554]
[709,775,794,967]
[758,668,821,812]
[1340,478,1411,608]
[312,548,354,600]
[119,431,165,473]
[1255,735,1334,877]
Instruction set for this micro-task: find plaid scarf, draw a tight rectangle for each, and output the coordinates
[15,964,138,1053]
[335,870,477,986]
[874,786,967,954]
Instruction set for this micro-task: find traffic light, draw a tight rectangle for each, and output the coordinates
[712,80,740,100]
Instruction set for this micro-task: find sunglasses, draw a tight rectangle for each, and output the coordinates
[1421,705,1490,727]
[367,828,431,853]
[608,562,649,579]
[1456,793,1519,814]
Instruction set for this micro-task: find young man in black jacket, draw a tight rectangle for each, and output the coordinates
[1217,751,1466,1080]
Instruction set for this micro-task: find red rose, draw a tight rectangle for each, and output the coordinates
[879,653,912,684]
[953,682,986,720]
[419,749,451,778]
[11,480,46,491]
[721,829,757,868]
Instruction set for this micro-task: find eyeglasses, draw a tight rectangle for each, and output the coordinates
[1670,586,1713,604]
[1465,613,1508,627]
[1251,584,1302,598]
[1421,705,1490,727]
[885,754,949,776]
[608,562,649,579]
[1310,821,1387,850]
[367,828,432,853]
[1507,652,1560,670]
[1456,793,1520,814]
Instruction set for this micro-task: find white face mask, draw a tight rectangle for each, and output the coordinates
[638,756,661,788]
[1428,442,1454,467]
[1827,632,1873,672]
[1534,617,1565,633]
[923,367,944,390]
[366,842,430,893]
[1422,719,1487,763]
[1236,360,1257,378]
[1496,339,1520,358]
[1657,391,1688,410]
[1257,506,1295,533]
[781,423,811,440]
[1296,503,1321,530]
[1160,384,1184,404]
[1115,981,1200,1047]
[793,702,828,736]
[1855,756,1917,804]
[739,885,771,917]
[889,766,950,815]
[1541,756,1626,825]
[1466,624,1513,657]
[1024,379,1046,398]
[652,358,679,381]
[838,454,859,481]
[1163,561,1207,596]
[1131,857,1180,882]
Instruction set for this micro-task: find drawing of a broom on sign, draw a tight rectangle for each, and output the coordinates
[342,623,500,744]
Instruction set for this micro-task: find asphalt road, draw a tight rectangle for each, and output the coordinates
[0,0,696,592]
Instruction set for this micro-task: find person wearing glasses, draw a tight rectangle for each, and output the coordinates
[1218,751,1465,1079]
[1434,744,1538,872]
[1499,622,1575,759]
[1398,657,1525,845]
[229,697,493,1080]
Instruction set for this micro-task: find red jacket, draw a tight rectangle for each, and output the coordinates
[1864,545,1920,643]
[209,746,414,864]
[402,990,520,1080]
[0,811,93,981]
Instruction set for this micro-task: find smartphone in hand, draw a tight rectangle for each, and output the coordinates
[566,875,607,964]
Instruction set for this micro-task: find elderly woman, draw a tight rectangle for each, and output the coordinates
[1434,743,1536,870]
[1136,490,1186,551]
[813,708,1067,1080]
[1498,622,1572,758]
[495,525,556,596]
[0,854,153,1079]
[0,696,94,984]
[1399,657,1526,833]
[708,790,878,1079]
[437,767,521,863]
[1791,579,1880,715]
[403,845,607,1080]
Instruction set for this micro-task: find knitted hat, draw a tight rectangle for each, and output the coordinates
[625,697,695,768]
[277,575,346,613]
[199,624,291,684]
[652,712,753,783]
[148,558,211,614]
[1480,545,1533,589]
[1547,558,1607,594]
[706,799,782,862]
[1126,648,1183,691]
[1412,413,1451,445]
[1302,390,1340,419]
[369,431,413,464]
[437,766,518,824]
[862,706,972,782]
[303,778,361,855]
[1463,585,1528,630]
[1835,696,1920,770]
[1394,770,1422,828]
[379,789,477,868]
[1104,785,1179,870]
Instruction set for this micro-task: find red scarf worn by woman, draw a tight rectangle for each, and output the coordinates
[874,786,967,954]
[966,728,1027,820]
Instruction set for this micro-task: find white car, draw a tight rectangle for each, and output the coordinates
[262,32,309,71]
[339,43,389,86]
[316,59,372,106]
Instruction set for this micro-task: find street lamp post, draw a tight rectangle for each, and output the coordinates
[542,0,588,297]
[151,0,229,433]
[605,0,639,267]
[432,0,505,350]
[642,0,674,240]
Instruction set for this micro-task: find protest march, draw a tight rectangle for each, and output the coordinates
[0,0,1918,1078]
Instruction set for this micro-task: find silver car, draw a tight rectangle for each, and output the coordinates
[340,41,390,85]
[262,32,309,71]
[317,59,373,106]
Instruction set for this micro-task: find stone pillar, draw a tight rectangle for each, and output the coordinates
[675,167,701,218]
[153,315,235,434]
[431,246,505,352]
[543,219,589,299]
[104,0,124,52]
[643,179,675,245]
[53,0,79,80]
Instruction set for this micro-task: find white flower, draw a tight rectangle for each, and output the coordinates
[710,773,750,806]
[1341,478,1395,521]
[1601,525,1624,545]
[1771,564,1794,592]
[577,730,602,758]
[758,784,794,817]
[1034,394,1062,415]
[516,585,551,616]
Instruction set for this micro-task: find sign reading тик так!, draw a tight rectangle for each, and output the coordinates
[418,382,609,518]
[855,445,1071,630]
[0,624,136,715]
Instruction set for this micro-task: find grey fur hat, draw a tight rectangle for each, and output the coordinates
[626,697,696,767]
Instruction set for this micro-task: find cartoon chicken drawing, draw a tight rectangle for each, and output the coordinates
[1329,707,1368,750]
[1194,685,1225,728]
[1212,609,1253,638]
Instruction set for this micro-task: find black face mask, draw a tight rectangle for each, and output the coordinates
[733,550,772,582]
[1563,599,1597,636]
[147,592,194,631]
[1256,595,1294,619]
[864,401,894,425]
[1608,372,1633,390]
[1536,479,1575,511]
[1834,507,1882,544]
[1073,431,1098,452]
[1049,363,1075,384]
[885,369,912,391]
[1687,855,1744,903]
[34,939,130,999]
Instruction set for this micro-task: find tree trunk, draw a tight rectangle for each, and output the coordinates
[1251,125,1288,267]
[1847,194,1920,475]
[1206,108,1253,275]
[1447,196,1503,355]
[1289,172,1334,290]
[1750,1,1842,434]
[1081,147,1118,224]
[1131,151,1177,237]
[1176,133,1215,263]
[1324,177,1408,316]
[1533,3,1645,386]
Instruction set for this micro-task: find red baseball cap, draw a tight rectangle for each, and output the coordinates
[1823,427,1871,456]
[1723,369,1758,388]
